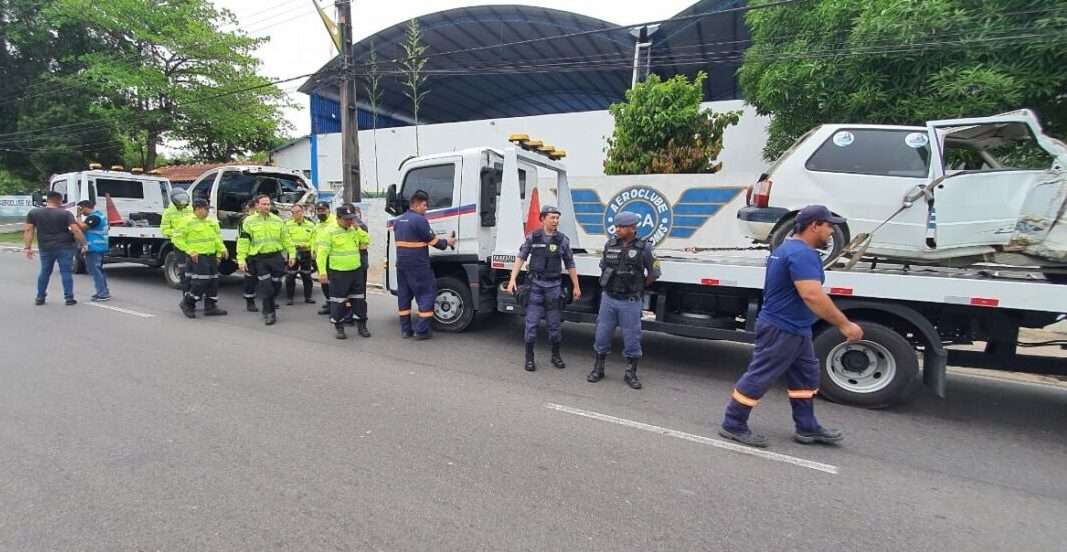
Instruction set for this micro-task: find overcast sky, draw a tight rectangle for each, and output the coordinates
[213,0,699,137]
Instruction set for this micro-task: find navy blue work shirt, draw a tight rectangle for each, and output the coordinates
[757,238,824,336]
[392,210,447,270]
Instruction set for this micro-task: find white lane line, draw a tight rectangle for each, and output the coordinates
[544,402,839,475]
[86,302,155,318]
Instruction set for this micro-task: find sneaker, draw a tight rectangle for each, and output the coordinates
[64,298,77,306]
[34,297,45,306]
[91,295,111,302]
[718,427,769,448]
[794,426,844,445]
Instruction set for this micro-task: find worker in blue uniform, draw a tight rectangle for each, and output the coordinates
[506,205,582,371]
[588,211,661,389]
[719,205,864,448]
[392,190,455,339]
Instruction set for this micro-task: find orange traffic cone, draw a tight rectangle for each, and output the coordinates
[105,193,125,226]
[524,187,542,235]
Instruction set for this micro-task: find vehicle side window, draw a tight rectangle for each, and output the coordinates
[402,164,455,209]
[216,171,247,212]
[190,180,212,204]
[95,178,145,198]
[943,122,1055,172]
[52,180,67,203]
[806,129,931,178]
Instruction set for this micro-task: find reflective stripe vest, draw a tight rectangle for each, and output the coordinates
[84,209,109,253]
[161,204,195,245]
[316,223,370,273]
[176,216,225,255]
[237,212,294,262]
[312,214,337,250]
[286,217,316,249]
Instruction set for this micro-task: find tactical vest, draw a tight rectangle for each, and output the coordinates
[84,209,109,253]
[528,230,563,279]
[601,237,647,297]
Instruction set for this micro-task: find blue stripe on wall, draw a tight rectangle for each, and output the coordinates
[677,187,743,204]
[673,204,724,216]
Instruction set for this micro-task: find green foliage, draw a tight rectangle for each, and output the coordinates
[740,0,1067,160]
[399,19,429,153]
[604,72,740,175]
[47,0,292,168]
[0,167,35,194]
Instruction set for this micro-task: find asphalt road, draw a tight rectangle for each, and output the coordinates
[1,252,1065,551]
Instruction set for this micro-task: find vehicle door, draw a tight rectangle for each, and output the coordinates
[801,128,932,253]
[926,117,1061,251]
[387,157,463,291]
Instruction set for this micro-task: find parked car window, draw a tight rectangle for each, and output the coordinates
[190,180,212,204]
[95,178,145,199]
[402,164,455,209]
[942,122,1056,173]
[806,129,931,178]
[51,180,67,203]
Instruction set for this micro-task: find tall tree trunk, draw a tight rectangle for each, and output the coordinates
[145,130,159,170]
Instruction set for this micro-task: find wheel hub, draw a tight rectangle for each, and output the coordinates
[827,340,897,394]
[435,290,462,322]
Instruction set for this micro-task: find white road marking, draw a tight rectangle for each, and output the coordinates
[86,302,155,318]
[545,402,839,475]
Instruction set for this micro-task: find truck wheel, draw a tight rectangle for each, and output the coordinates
[163,250,182,289]
[769,217,846,268]
[433,275,475,333]
[813,321,919,408]
[73,251,87,274]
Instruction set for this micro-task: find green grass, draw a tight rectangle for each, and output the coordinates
[0,232,26,245]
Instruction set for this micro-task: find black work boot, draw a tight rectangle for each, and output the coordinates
[624,357,642,389]
[335,324,347,340]
[718,427,769,448]
[264,311,277,326]
[286,296,295,306]
[356,320,371,338]
[180,299,196,319]
[245,298,258,312]
[794,426,844,445]
[524,342,536,372]
[587,353,606,383]
[204,301,228,316]
[304,296,316,304]
[550,341,566,369]
[317,303,330,315]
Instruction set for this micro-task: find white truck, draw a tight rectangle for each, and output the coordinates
[384,140,1067,408]
[46,164,316,286]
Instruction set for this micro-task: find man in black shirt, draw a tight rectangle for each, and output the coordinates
[24,191,87,305]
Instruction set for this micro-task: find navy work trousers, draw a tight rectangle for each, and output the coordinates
[397,265,436,336]
[524,280,562,344]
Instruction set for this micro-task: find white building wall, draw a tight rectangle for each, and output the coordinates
[302,100,770,194]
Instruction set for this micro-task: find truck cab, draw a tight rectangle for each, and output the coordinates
[48,164,172,225]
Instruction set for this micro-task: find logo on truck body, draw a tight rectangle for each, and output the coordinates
[571,186,745,244]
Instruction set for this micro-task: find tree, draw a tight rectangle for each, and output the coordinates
[740,0,1067,160]
[363,42,384,192]
[604,72,740,175]
[399,18,429,155]
[48,0,292,169]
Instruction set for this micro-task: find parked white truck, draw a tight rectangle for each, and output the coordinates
[46,164,316,286]
[384,138,1067,408]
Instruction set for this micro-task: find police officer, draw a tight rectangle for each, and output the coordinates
[236,200,260,312]
[317,205,372,339]
[393,190,455,339]
[718,205,863,448]
[175,199,228,318]
[160,189,195,297]
[588,211,661,389]
[284,203,317,305]
[236,194,295,325]
[506,205,581,371]
[311,200,335,316]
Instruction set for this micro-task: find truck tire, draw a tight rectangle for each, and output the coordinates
[73,250,87,274]
[813,321,919,408]
[163,250,182,289]
[432,275,475,333]
[769,217,846,268]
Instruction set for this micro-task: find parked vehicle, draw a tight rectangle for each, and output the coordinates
[736,110,1067,278]
[47,164,316,286]
[382,137,1067,408]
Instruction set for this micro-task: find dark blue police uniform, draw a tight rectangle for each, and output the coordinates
[722,237,825,436]
[518,229,575,344]
[392,209,448,337]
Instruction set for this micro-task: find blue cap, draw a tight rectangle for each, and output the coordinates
[794,205,844,230]
[614,211,640,227]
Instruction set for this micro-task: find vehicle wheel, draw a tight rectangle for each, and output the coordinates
[813,321,919,409]
[433,275,475,333]
[73,250,87,274]
[769,216,847,268]
[162,250,183,289]
[1043,272,1067,284]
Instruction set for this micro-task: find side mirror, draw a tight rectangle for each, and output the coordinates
[31,190,43,207]
[385,184,401,216]
[479,166,502,227]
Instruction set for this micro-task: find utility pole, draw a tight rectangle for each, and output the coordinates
[336,0,361,203]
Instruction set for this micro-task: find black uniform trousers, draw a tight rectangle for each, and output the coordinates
[184,255,220,307]
[328,268,367,325]
[248,252,286,314]
[286,249,314,301]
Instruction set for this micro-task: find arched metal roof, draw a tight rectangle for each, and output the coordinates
[299,2,747,125]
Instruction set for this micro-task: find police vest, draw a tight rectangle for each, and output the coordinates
[180,217,223,255]
[318,225,365,272]
[243,213,286,254]
[601,237,647,297]
[286,218,315,249]
[84,209,109,253]
[528,230,563,279]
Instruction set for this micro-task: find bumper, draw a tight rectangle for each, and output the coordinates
[737,206,790,241]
